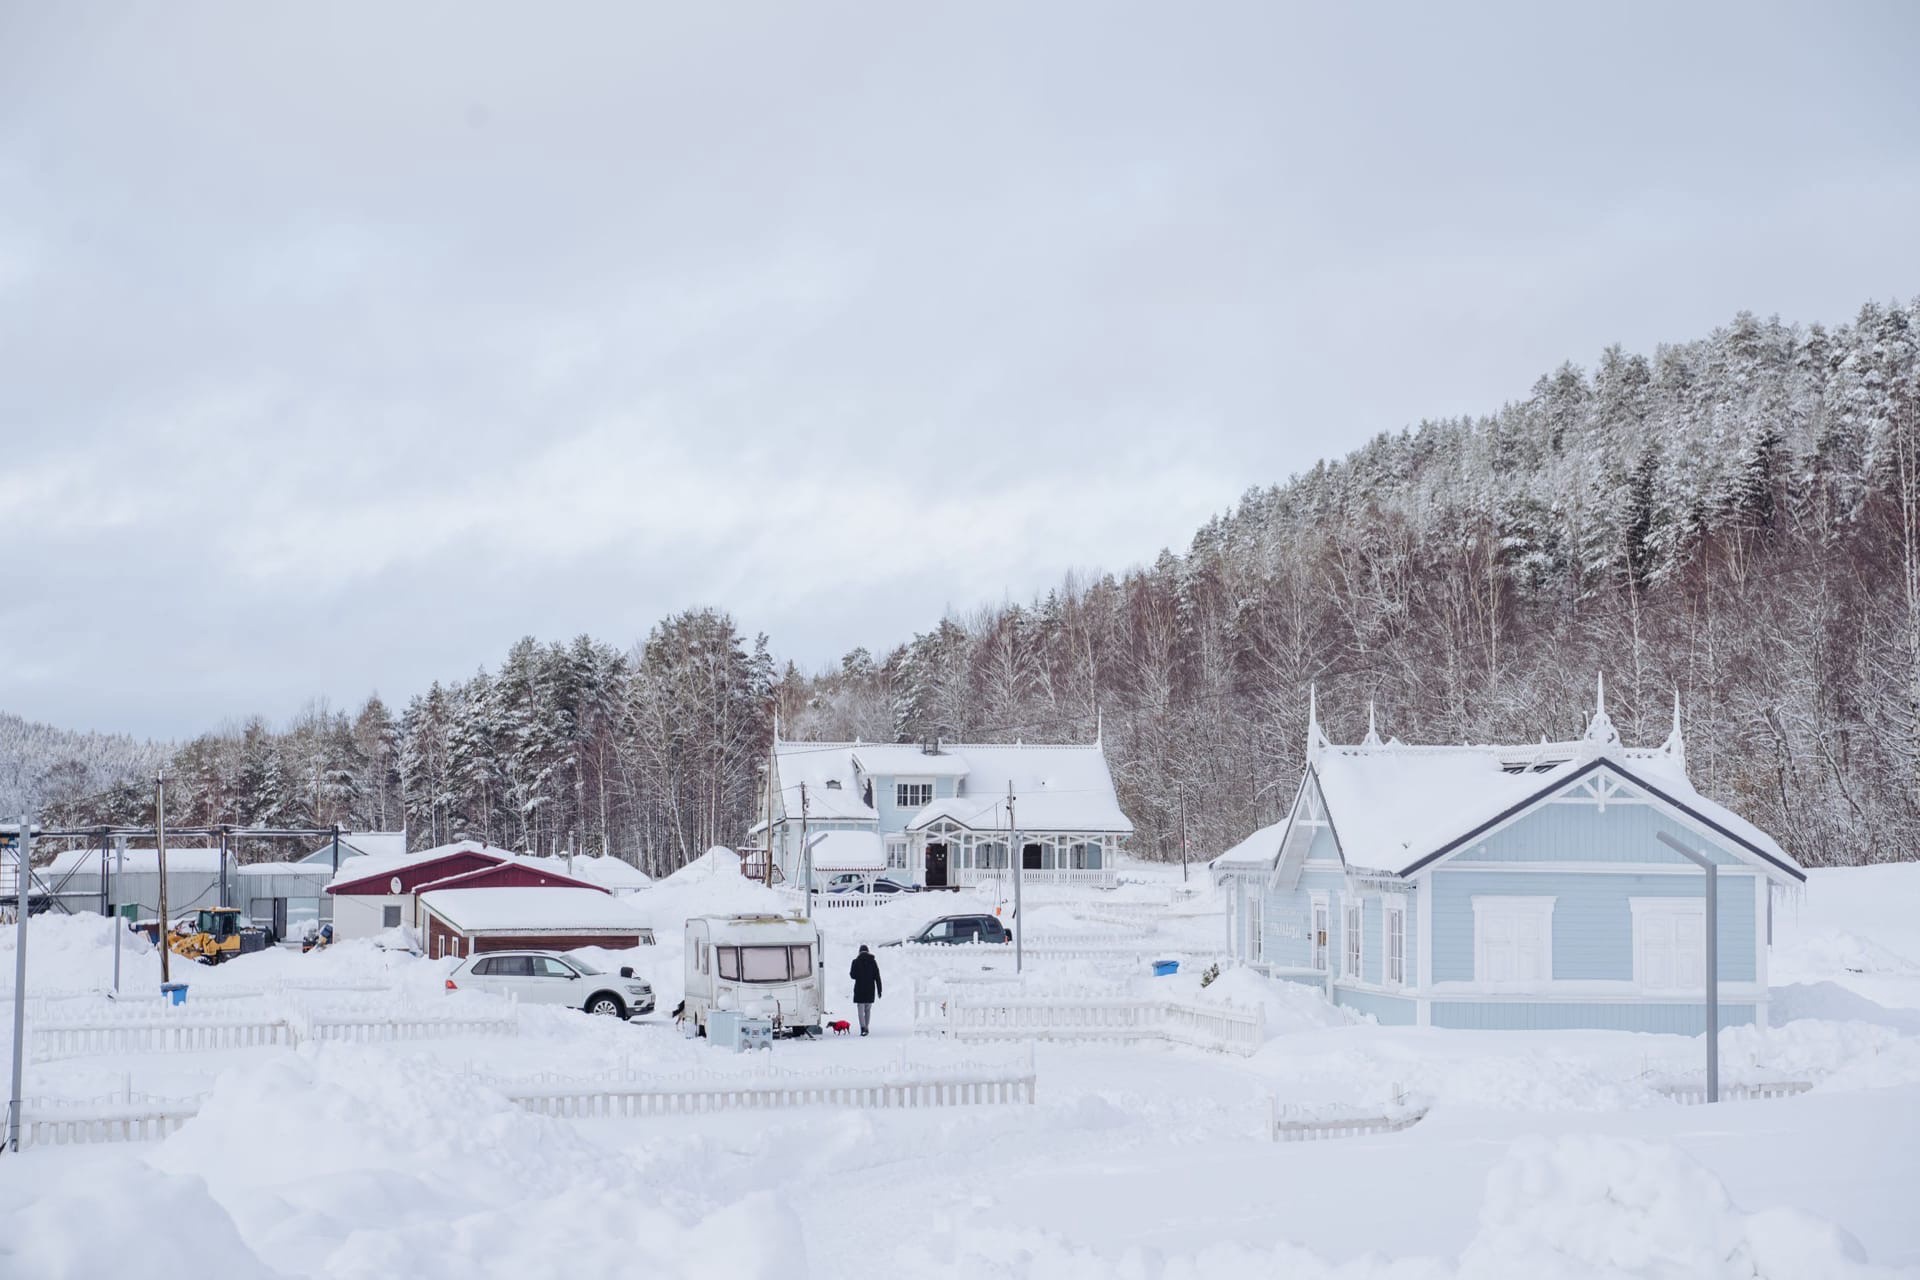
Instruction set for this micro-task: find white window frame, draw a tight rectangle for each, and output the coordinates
[1245,892,1264,962]
[1629,896,1707,991]
[1470,895,1555,986]
[885,837,908,870]
[895,778,933,810]
[1344,901,1363,979]
[1382,901,1405,986]
[1310,893,1329,971]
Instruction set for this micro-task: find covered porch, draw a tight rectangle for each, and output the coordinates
[909,821,1117,890]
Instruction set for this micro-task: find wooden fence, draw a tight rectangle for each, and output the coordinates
[1653,1079,1812,1105]
[18,1089,207,1149]
[915,991,1264,1055]
[1268,1096,1429,1142]
[28,1004,517,1061]
[502,1066,1035,1118]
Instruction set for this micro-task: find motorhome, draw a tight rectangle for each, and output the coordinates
[682,914,825,1037]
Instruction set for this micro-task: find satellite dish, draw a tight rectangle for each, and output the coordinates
[390,876,402,894]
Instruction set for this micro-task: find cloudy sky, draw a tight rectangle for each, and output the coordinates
[3,2,1917,740]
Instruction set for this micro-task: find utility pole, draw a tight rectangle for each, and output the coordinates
[1008,783,1022,975]
[217,825,229,910]
[764,728,777,887]
[111,835,126,996]
[798,782,811,918]
[7,814,31,1153]
[1179,790,1190,884]
[156,772,170,986]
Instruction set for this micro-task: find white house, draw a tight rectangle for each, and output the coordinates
[1214,681,1806,1033]
[756,722,1133,890]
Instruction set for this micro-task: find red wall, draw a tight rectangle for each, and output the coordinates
[418,863,608,895]
[329,848,504,896]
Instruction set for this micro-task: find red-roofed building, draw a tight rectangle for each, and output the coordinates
[324,843,510,940]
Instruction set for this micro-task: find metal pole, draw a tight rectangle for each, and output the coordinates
[111,836,125,996]
[99,830,109,917]
[330,824,340,876]
[798,783,810,919]
[218,827,229,910]
[156,772,170,986]
[8,814,32,1153]
[1179,791,1189,884]
[1009,783,1022,975]
[1655,830,1719,1103]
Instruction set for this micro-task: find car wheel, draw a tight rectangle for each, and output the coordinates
[586,993,625,1017]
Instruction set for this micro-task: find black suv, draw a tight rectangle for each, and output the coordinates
[899,914,1011,946]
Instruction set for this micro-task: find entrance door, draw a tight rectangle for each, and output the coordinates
[1022,844,1043,871]
[925,844,949,887]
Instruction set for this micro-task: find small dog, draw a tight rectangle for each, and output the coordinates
[828,1019,852,1036]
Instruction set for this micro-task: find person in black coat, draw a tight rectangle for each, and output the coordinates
[849,944,883,1036]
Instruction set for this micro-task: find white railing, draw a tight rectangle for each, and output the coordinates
[893,940,1215,966]
[296,1010,516,1044]
[1653,1079,1812,1105]
[1268,1096,1429,1142]
[28,1000,519,1061]
[30,1016,294,1061]
[19,1089,208,1149]
[917,993,1264,1056]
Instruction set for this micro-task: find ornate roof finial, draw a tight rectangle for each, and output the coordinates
[1662,687,1686,769]
[1094,706,1103,747]
[1584,671,1620,747]
[1362,699,1383,748]
[1307,684,1330,758]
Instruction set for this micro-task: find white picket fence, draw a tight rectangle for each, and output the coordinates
[1653,1079,1812,1105]
[1268,1096,1429,1142]
[18,1089,208,1149]
[916,991,1264,1055]
[499,1062,1036,1118]
[28,1003,517,1061]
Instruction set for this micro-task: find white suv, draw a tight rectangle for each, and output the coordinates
[447,951,654,1019]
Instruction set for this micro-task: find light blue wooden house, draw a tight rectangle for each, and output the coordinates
[1213,680,1805,1033]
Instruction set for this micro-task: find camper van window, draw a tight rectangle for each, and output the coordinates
[788,945,813,978]
[740,946,790,982]
[717,947,740,980]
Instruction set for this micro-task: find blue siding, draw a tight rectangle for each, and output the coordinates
[1334,987,1417,1025]
[1428,868,1755,983]
[1431,1001,1757,1033]
[1459,794,1746,866]
[1258,864,1344,971]
[872,774,960,834]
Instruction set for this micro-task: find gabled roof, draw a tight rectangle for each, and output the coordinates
[419,886,649,933]
[415,861,609,896]
[325,843,511,894]
[1277,682,1803,884]
[1211,819,1287,871]
[776,735,1132,835]
[808,830,887,870]
[299,832,407,864]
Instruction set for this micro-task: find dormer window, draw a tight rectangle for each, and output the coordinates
[896,781,933,808]
[824,779,842,790]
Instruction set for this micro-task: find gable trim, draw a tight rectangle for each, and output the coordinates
[1402,757,1804,883]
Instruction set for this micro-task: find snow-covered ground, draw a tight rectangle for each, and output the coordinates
[2,855,1917,1278]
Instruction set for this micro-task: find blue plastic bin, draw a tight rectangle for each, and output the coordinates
[161,982,188,1006]
[1151,960,1179,977]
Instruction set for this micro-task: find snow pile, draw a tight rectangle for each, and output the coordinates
[149,1047,808,1279]
[663,845,743,883]
[1191,965,1360,1035]
[0,1153,283,1280]
[1460,1135,1887,1279]
[892,1136,1894,1279]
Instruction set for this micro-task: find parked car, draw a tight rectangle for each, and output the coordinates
[446,950,655,1019]
[885,914,1011,946]
[823,874,913,895]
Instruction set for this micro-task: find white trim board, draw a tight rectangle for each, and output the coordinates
[1442,862,1760,876]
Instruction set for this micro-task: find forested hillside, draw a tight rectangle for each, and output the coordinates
[19,298,1919,872]
[0,712,172,821]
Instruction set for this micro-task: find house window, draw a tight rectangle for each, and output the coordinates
[1472,896,1555,985]
[886,838,908,870]
[1631,897,1706,990]
[1310,895,1329,971]
[383,904,402,929]
[1383,903,1405,985]
[896,781,933,809]
[1344,902,1363,978]
[1246,893,1264,962]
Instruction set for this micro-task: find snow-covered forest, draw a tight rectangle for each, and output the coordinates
[10,299,1918,872]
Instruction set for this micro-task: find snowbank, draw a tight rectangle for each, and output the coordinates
[1189,965,1360,1035]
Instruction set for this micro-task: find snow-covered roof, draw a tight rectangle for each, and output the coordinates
[299,832,406,864]
[419,886,651,933]
[325,841,516,888]
[808,829,886,870]
[690,913,819,944]
[1211,820,1287,871]
[42,847,223,875]
[530,854,652,890]
[773,737,1131,833]
[1290,682,1803,883]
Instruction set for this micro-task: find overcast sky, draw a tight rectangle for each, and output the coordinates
[3,2,1917,741]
